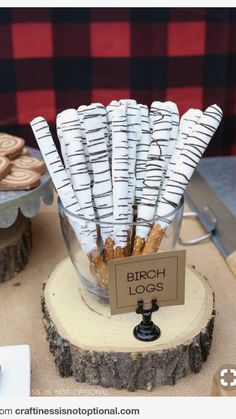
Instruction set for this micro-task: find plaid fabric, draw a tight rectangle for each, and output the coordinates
[0,7,236,155]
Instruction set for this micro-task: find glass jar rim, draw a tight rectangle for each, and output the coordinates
[58,195,184,227]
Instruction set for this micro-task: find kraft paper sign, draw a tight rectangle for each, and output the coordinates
[108,250,186,315]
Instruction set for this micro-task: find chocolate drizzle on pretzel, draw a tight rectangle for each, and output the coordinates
[31,101,223,288]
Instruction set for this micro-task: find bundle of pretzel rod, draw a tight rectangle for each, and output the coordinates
[31,100,223,288]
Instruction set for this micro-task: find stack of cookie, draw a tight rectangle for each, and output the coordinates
[0,133,46,190]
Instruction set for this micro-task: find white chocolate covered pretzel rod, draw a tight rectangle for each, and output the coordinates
[165,108,203,182]
[31,116,94,249]
[132,104,172,255]
[156,108,203,212]
[142,104,223,255]
[92,103,109,148]
[60,108,97,241]
[56,113,70,174]
[157,101,179,202]
[83,105,114,261]
[111,104,129,258]
[149,101,162,130]
[122,101,142,256]
[107,100,131,259]
[106,101,119,169]
[77,105,94,182]
[135,104,151,207]
[127,104,141,223]
[31,116,108,287]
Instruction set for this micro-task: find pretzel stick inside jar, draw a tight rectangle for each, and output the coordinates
[157,101,179,201]
[132,104,172,256]
[30,116,108,288]
[164,108,203,185]
[77,105,94,183]
[121,100,142,257]
[142,104,223,255]
[111,104,129,258]
[106,100,119,171]
[135,104,151,208]
[83,105,114,263]
[56,113,70,174]
[60,109,97,242]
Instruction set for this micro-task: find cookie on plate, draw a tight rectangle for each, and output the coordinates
[11,155,46,175]
[0,156,11,180]
[0,168,40,190]
[0,133,25,160]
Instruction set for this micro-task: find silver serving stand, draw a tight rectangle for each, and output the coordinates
[0,147,53,282]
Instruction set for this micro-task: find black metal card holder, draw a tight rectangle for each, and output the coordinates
[133,299,161,342]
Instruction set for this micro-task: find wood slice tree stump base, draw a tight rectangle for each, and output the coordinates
[0,213,32,283]
[42,258,215,391]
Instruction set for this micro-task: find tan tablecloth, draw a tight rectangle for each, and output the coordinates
[0,199,236,397]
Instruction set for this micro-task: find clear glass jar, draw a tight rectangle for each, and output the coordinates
[58,196,184,304]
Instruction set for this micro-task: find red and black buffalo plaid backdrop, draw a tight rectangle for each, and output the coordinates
[0,7,236,155]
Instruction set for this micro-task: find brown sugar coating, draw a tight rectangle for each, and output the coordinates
[132,236,145,256]
[142,223,165,255]
[114,246,128,259]
[89,249,109,288]
[103,237,114,263]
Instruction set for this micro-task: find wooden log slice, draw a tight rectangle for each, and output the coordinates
[42,257,215,391]
[0,213,32,282]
